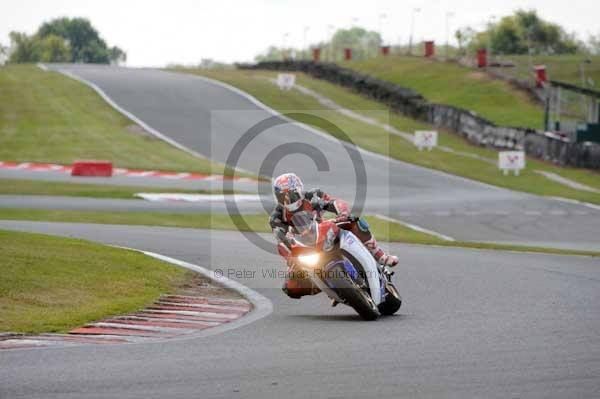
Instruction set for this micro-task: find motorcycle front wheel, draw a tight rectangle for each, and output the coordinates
[327,264,379,321]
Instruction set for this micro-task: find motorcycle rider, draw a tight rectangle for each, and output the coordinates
[269,173,398,299]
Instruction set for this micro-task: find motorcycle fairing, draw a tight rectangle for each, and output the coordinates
[323,258,359,289]
[339,230,382,305]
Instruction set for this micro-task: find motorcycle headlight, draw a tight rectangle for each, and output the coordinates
[297,253,320,267]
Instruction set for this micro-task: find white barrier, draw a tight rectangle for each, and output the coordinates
[414,130,438,151]
[498,151,525,175]
[276,73,296,91]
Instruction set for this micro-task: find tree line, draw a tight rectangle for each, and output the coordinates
[456,10,590,55]
[255,10,600,62]
[4,17,126,64]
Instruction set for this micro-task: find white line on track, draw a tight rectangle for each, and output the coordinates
[124,248,273,326]
[134,193,263,202]
[166,70,512,192]
[2,245,273,352]
[548,196,600,212]
[374,214,455,242]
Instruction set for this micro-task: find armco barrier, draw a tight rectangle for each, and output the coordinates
[71,160,113,177]
[238,60,599,169]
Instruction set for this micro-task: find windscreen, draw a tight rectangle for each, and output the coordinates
[291,211,318,246]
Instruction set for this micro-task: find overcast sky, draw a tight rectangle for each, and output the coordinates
[2,0,598,67]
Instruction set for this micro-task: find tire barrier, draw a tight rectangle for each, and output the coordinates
[238,60,599,170]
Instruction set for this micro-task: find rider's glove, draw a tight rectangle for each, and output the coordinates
[310,196,325,211]
[335,212,351,223]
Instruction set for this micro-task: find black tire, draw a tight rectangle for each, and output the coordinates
[327,264,379,321]
[378,283,402,316]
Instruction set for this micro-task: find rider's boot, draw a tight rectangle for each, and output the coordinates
[364,236,399,267]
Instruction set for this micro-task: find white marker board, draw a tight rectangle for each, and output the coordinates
[498,151,525,175]
[414,130,438,151]
[277,73,296,91]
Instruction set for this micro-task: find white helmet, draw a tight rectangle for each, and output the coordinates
[273,173,305,212]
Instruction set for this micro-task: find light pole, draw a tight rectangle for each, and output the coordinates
[579,59,592,115]
[580,59,592,87]
[408,8,421,55]
[486,15,496,68]
[379,13,387,56]
[445,11,454,60]
[303,26,309,60]
[281,32,289,61]
[327,24,335,62]
[378,13,387,40]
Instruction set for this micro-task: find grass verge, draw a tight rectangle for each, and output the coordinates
[0,64,243,177]
[1,208,597,258]
[490,54,600,87]
[173,68,600,204]
[0,229,193,333]
[345,55,544,129]
[0,178,238,198]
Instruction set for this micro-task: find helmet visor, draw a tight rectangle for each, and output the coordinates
[275,189,303,211]
[274,190,288,205]
[287,190,302,204]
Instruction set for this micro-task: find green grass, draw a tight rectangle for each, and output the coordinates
[345,55,545,129]
[0,64,239,176]
[172,68,600,204]
[490,54,600,87]
[0,178,239,198]
[1,208,598,258]
[0,229,193,333]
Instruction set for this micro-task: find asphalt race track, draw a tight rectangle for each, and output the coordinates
[29,64,600,250]
[1,221,599,398]
[2,64,600,398]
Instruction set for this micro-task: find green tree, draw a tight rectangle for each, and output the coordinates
[8,32,39,62]
[455,27,476,55]
[491,17,527,54]
[0,42,7,65]
[108,46,127,64]
[39,17,101,62]
[463,10,584,55]
[38,35,71,62]
[255,26,382,63]
[8,18,126,64]
[330,27,381,61]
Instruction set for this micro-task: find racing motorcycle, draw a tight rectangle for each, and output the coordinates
[277,210,402,320]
